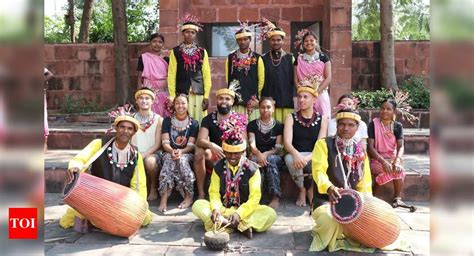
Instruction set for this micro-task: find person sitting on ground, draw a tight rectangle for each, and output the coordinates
[248,97,284,209]
[327,93,368,150]
[60,111,152,230]
[194,84,244,199]
[309,108,373,252]
[192,113,276,239]
[131,88,163,201]
[158,94,199,212]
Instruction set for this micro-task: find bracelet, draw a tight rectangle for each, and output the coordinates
[187,142,195,148]
[275,144,283,149]
[163,140,170,145]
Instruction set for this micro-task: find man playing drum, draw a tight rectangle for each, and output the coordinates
[59,113,152,231]
[192,112,276,239]
[309,108,373,252]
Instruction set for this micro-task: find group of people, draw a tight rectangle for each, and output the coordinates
[58,14,411,253]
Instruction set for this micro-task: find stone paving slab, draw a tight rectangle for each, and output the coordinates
[44,193,429,255]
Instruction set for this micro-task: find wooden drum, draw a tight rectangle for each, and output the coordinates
[330,189,400,248]
[63,172,148,237]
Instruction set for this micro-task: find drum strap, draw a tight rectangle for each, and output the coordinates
[335,151,351,189]
[82,138,115,173]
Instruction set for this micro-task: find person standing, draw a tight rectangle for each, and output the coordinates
[137,33,171,118]
[260,20,295,122]
[167,14,211,123]
[293,30,332,119]
[225,22,264,121]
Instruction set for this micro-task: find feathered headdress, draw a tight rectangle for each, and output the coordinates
[220,112,248,153]
[216,79,243,103]
[394,90,418,124]
[177,13,203,32]
[107,104,141,133]
[259,17,286,40]
[293,28,309,50]
[297,74,323,97]
[235,20,259,39]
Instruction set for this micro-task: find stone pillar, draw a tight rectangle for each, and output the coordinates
[325,0,352,109]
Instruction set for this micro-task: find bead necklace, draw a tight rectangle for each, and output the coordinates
[293,111,320,127]
[134,111,155,131]
[222,158,250,207]
[179,43,202,71]
[270,50,286,67]
[302,52,320,64]
[107,143,137,169]
[257,118,275,134]
[335,136,365,186]
[171,115,192,131]
[381,120,394,137]
[211,111,235,127]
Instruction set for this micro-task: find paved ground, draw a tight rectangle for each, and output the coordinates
[44,193,429,255]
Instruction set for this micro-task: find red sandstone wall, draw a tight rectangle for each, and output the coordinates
[352,40,430,91]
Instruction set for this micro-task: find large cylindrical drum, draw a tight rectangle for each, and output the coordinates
[330,189,400,248]
[62,172,148,237]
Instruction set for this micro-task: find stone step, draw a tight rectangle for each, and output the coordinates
[47,122,430,154]
[45,150,429,202]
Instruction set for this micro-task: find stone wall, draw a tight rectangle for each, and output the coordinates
[352,40,430,91]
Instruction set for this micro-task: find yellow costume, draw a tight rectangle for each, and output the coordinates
[59,139,152,229]
[192,158,276,233]
[309,137,409,252]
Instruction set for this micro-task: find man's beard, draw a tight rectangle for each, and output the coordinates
[217,104,231,115]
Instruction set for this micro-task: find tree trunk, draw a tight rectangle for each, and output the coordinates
[77,0,94,43]
[111,0,130,105]
[65,0,75,43]
[380,0,398,90]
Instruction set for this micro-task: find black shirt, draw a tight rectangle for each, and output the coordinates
[368,121,404,140]
[291,112,322,152]
[162,117,199,149]
[247,119,284,152]
[200,111,224,146]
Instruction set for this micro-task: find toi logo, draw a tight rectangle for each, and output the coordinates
[9,208,38,239]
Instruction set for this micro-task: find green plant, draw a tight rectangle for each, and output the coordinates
[399,75,430,109]
[60,94,109,114]
[352,88,394,109]
[353,76,430,110]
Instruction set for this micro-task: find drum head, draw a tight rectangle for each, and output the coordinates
[62,172,79,200]
[331,189,363,224]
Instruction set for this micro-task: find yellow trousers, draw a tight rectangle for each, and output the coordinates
[188,94,207,123]
[309,204,410,252]
[192,199,276,233]
[233,105,260,122]
[273,108,294,123]
[59,207,152,229]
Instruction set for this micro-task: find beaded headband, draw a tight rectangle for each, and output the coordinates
[134,88,155,100]
[336,112,361,122]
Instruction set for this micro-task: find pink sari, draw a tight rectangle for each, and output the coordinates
[370,118,405,185]
[295,54,331,118]
[141,52,170,117]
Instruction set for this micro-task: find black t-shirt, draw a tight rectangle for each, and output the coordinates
[200,111,224,146]
[292,112,322,152]
[247,119,284,152]
[162,117,199,149]
[368,121,404,140]
[137,55,170,71]
[293,52,330,66]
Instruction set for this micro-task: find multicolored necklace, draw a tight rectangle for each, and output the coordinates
[231,50,257,75]
[222,158,250,207]
[179,43,202,72]
[293,111,320,127]
[107,143,137,169]
[257,118,275,134]
[134,111,155,131]
[171,115,192,131]
[335,136,365,186]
